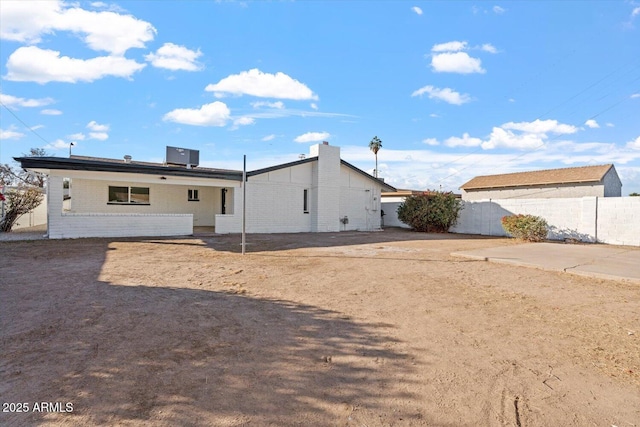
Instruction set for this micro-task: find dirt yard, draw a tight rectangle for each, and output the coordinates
[1,229,639,426]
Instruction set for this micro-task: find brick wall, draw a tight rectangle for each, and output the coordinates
[451,196,640,246]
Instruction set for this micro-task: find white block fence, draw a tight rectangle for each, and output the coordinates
[450,196,640,247]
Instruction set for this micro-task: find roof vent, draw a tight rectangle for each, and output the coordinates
[124,155,132,163]
[322,141,329,145]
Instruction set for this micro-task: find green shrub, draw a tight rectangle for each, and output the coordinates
[397,191,463,232]
[501,214,548,242]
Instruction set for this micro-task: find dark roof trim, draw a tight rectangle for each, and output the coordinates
[341,160,397,191]
[14,157,243,181]
[247,156,317,177]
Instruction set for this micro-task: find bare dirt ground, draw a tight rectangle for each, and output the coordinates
[1,228,639,426]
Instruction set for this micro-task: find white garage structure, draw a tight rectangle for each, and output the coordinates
[16,142,395,239]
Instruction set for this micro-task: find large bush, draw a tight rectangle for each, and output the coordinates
[501,214,548,242]
[397,191,463,232]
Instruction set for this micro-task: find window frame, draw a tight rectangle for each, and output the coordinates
[108,185,150,205]
[188,189,200,202]
[303,188,309,213]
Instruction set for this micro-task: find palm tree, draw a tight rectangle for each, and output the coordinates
[369,136,382,178]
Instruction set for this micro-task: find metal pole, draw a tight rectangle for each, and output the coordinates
[242,155,246,255]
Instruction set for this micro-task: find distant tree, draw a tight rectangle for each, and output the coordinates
[630,192,640,197]
[369,136,382,178]
[0,148,48,188]
[0,148,48,232]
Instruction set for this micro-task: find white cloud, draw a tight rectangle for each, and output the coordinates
[0,127,25,140]
[5,46,146,83]
[87,120,109,132]
[423,138,439,146]
[481,127,546,150]
[233,117,255,126]
[0,0,156,55]
[41,109,62,115]
[445,133,483,148]
[501,119,577,134]
[251,101,285,109]
[30,125,44,131]
[294,131,330,143]
[481,43,498,54]
[89,132,109,141]
[0,93,54,108]
[431,52,485,74]
[68,133,86,141]
[411,6,423,15]
[429,113,440,118]
[310,103,318,110]
[633,7,640,18]
[493,5,506,14]
[584,119,599,129]
[205,69,318,100]
[631,93,640,99]
[44,139,72,150]
[262,134,276,142]
[431,41,468,52]
[627,136,640,150]
[606,122,615,127]
[411,85,472,105]
[163,101,231,127]
[145,43,203,71]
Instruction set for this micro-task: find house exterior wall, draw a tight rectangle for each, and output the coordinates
[69,178,219,226]
[339,166,382,231]
[461,182,607,201]
[451,196,640,246]
[603,167,623,197]
[45,173,211,239]
[215,145,388,234]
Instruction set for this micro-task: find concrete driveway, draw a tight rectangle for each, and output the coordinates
[452,242,640,284]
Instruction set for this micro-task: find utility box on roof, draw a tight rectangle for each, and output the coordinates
[166,146,199,167]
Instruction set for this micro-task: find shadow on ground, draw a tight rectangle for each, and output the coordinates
[1,238,422,425]
[187,227,505,254]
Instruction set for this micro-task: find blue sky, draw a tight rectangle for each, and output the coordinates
[1,0,639,194]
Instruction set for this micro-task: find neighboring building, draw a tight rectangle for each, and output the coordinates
[460,164,622,200]
[15,142,395,239]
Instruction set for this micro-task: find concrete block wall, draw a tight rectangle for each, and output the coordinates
[49,213,193,239]
[11,196,47,229]
[451,196,640,246]
[597,197,640,246]
[380,199,410,228]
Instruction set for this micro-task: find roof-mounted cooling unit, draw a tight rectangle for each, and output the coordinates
[166,146,200,168]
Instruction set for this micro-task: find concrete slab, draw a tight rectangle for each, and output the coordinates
[452,242,640,284]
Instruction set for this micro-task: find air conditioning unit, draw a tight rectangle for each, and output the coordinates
[166,146,200,168]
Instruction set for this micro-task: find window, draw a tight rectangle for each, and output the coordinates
[303,189,309,213]
[188,189,199,201]
[221,188,227,214]
[108,186,150,204]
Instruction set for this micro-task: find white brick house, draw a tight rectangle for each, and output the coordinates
[15,143,394,239]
